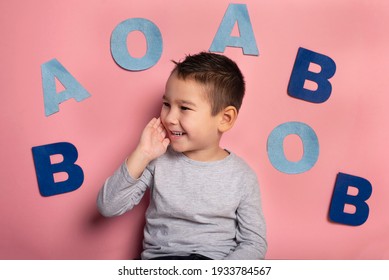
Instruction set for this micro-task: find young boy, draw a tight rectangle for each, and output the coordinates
[97,52,267,260]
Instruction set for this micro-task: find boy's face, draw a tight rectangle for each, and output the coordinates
[160,72,224,161]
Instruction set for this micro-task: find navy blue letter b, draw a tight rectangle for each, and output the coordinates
[32,142,84,197]
[329,172,372,226]
[288,47,336,103]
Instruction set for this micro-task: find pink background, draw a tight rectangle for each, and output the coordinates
[1,0,389,259]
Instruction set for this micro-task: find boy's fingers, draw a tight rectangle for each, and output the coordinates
[147,117,157,128]
[162,138,170,148]
[160,128,167,139]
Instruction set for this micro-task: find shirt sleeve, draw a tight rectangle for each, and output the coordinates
[224,173,267,260]
[96,161,153,217]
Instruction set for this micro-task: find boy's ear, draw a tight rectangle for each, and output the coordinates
[218,106,238,133]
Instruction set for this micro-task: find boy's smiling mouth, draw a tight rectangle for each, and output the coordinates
[170,131,186,137]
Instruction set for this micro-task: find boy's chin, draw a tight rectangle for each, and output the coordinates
[168,142,192,154]
[168,144,185,153]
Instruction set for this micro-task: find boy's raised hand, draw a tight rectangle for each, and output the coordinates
[126,117,170,179]
[138,117,170,161]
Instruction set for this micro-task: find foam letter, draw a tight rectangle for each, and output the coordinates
[111,18,163,71]
[288,47,336,103]
[267,122,319,174]
[32,142,84,197]
[329,173,372,226]
[41,59,91,116]
[210,3,259,55]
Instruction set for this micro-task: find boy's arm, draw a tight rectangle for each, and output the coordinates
[97,117,170,217]
[224,176,267,260]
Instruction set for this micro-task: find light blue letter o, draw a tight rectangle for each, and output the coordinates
[267,122,319,174]
[111,18,163,71]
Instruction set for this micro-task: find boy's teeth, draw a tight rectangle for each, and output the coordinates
[172,131,183,136]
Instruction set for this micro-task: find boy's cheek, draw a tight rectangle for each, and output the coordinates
[159,116,168,130]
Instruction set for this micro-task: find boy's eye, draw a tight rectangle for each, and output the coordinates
[162,102,170,107]
[180,106,191,111]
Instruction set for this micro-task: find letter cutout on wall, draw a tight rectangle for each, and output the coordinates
[41,59,91,116]
[267,122,319,174]
[209,3,259,55]
[288,47,336,103]
[32,142,84,197]
[111,18,163,71]
[329,172,372,226]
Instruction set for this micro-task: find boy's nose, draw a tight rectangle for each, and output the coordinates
[164,109,179,125]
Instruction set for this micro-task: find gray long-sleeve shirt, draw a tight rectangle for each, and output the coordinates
[97,147,267,259]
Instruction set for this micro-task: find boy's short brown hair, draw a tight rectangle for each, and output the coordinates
[171,52,245,116]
